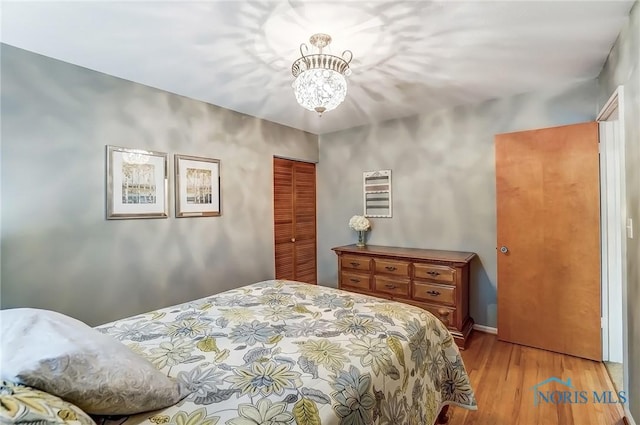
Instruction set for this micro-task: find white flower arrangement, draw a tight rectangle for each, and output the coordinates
[348,215,371,232]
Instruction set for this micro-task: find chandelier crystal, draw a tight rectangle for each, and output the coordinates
[291,33,353,116]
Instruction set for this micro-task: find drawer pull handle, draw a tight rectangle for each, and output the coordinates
[427,271,441,276]
[385,266,397,271]
[385,284,398,289]
[350,262,360,267]
[426,290,441,296]
[437,309,450,325]
[349,278,360,283]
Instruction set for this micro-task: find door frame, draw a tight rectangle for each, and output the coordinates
[596,86,628,384]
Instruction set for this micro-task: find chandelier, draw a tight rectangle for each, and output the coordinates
[291,33,353,116]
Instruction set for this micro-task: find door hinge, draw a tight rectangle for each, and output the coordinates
[601,317,607,329]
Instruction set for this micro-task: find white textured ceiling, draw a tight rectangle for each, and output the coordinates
[1,1,634,135]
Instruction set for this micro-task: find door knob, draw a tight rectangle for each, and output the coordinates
[291,238,296,242]
[500,246,509,254]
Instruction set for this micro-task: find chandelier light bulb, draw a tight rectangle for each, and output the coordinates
[291,33,353,116]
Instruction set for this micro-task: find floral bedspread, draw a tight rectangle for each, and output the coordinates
[96,280,476,425]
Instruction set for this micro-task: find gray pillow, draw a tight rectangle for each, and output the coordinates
[0,308,188,415]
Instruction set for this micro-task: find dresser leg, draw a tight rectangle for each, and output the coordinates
[436,405,450,424]
[450,317,474,350]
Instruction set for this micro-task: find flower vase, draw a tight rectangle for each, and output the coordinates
[356,230,366,247]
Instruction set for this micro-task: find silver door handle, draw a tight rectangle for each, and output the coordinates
[500,246,508,254]
[291,238,296,242]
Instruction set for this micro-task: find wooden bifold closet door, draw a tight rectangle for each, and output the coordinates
[273,157,317,284]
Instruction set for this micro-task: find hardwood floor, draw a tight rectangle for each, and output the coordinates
[447,332,627,425]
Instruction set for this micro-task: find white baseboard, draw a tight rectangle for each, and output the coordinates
[625,407,636,425]
[473,324,497,334]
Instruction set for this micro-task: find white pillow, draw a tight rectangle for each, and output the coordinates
[0,308,188,415]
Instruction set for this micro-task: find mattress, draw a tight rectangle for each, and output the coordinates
[95,280,477,424]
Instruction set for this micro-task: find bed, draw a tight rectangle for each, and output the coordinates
[1,280,476,425]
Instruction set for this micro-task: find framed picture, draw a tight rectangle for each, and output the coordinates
[174,154,221,217]
[106,146,168,219]
[363,169,392,218]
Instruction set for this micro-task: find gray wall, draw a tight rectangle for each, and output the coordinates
[0,44,318,326]
[317,80,599,329]
[598,1,640,420]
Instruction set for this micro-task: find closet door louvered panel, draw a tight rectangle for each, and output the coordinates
[274,159,294,280]
[293,161,317,284]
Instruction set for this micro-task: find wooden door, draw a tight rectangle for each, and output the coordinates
[273,157,317,284]
[496,122,601,361]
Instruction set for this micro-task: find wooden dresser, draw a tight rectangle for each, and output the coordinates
[332,244,476,349]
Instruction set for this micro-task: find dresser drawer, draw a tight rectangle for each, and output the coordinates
[374,258,410,277]
[413,282,455,306]
[405,299,457,329]
[374,275,410,298]
[414,263,456,284]
[424,304,457,329]
[341,271,370,291]
[341,255,371,272]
